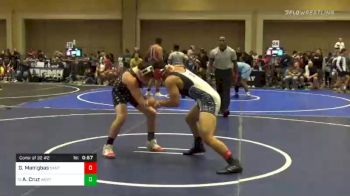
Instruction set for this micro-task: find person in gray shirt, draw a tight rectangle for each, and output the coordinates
[168,44,188,65]
[209,36,238,117]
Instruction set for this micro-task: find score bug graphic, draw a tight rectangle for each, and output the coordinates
[16,154,97,186]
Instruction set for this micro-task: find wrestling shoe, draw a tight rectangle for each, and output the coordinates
[155,92,167,97]
[147,139,164,152]
[145,91,153,97]
[216,160,243,174]
[102,144,116,159]
[223,110,230,118]
[183,145,206,155]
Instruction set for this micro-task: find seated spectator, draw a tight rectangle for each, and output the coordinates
[255,55,265,71]
[16,60,30,82]
[283,61,304,90]
[0,58,5,81]
[304,60,319,89]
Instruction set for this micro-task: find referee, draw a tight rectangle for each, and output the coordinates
[209,36,238,117]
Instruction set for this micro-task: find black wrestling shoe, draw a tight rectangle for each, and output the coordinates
[223,110,230,118]
[183,146,206,155]
[216,162,243,174]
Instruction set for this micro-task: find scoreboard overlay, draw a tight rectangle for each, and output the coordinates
[16,154,97,186]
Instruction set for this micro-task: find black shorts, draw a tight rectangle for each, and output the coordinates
[338,71,349,77]
[112,85,138,107]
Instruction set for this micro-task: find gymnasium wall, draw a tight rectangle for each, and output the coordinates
[140,20,245,54]
[0,0,122,53]
[0,0,121,14]
[0,0,350,54]
[0,20,6,51]
[138,0,350,12]
[263,21,350,54]
[25,20,122,56]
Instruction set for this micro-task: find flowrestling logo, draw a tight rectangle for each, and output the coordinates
[284,10,335,16]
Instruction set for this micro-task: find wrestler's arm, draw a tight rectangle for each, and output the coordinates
[123,73,147,107]
[156,76,180,108]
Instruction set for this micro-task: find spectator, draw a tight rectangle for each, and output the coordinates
[198,48,209,81]
[256,55,265,71]
[236,47,242,60]
[323,52,334,88]
[240,52,253,66]
[0,57,5,81]
[334,37,345,51]
[168,44,188,65]
[16,58,30,82]
[304,60,319,89]
[130,52,143,68]
[187,45,196,57]
[283,61,304,90]
[311,49,324,87]
[333,48,349,92]
[280,50,293,69]
[122,49,132,69]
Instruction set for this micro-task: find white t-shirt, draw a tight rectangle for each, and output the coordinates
[209,47,237,70]
[168,51,188,65]
[334,41,345,50]
[336,56,347,72]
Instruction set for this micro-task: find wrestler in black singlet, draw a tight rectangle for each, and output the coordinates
[112,68,143,107]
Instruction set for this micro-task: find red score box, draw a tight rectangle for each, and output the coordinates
[84,162,97,174]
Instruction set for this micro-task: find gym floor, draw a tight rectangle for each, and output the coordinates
[1,83,350,196]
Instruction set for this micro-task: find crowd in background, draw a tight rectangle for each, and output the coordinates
[0,37,349,93]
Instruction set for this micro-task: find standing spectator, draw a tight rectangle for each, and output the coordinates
[311,49,324,87]
[236,47,242,61]
[279,50,293,85]
[122,49,132,70]
[334,37,345,51]
[145,37,166,97]
[187,45,196,57]
[168,44,188,65]
[240,52,253,66]
[304,60,319,89]
[256,55,265,71]
[198,48,209,81]
[209,36,238,117]
[323,52,334,88]
[334,48,349,92]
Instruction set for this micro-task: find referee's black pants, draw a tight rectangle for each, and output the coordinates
[215,68,232,113]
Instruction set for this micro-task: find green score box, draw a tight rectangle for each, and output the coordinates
[84,174,97,186]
